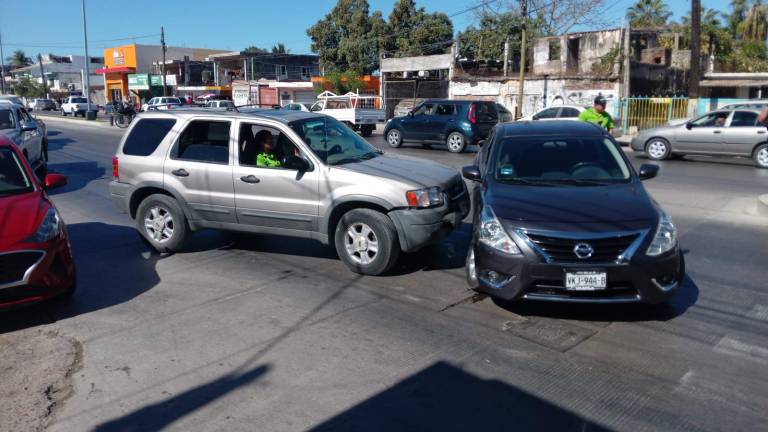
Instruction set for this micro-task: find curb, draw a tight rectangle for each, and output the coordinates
[758,194,768,217]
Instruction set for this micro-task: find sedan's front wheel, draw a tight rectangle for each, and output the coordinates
[754,144,768,169]
[645,138,670,160]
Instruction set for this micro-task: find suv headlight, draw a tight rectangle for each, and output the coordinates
[26,207,61,243]
[479,206,520,254]
[406,187,443,208]
[647,209,677,256]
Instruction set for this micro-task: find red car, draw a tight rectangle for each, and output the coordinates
[0,136,75,310]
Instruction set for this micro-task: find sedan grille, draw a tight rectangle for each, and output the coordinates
[524,232,640,263]
[0,251,44,285]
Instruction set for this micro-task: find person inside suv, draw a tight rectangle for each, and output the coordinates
[255,130,281,167]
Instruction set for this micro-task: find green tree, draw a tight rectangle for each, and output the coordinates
[626,0,672,27]
[385,0,453,56]
[457,11,541,61]
[244,46,268,54]
[726,0,750,36]
[737,1,768,41]
[7,50,32,69]
[11,76,44,98]
[271,43,290,54]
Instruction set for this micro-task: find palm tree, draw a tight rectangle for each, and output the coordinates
[726,0,749,36]
[681,7,722,28]
[271,43,289,54]
[7,50,32,68]
[627,0,672,27]
[737,1,768,41]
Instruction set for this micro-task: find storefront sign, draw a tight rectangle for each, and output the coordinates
[128,74,149,90]
[112,48,125,66]
[233,87,250,106]
[165,75,178,86]
[150,75,163,87]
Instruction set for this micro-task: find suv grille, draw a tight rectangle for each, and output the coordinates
[0,251,44,285]
[525,232,640,263]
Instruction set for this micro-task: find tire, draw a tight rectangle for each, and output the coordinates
[754,144,768,169]
[334,208,400,276]
[360,125,374,137]
[386,129,403,148]
[114,114,130,129]
[446,132,466,153]
[645,138,671,161]
[61,109,67,116]
[136,194,190,253]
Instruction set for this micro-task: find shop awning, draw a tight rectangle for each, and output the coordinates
[96,66,136,74]
[700,79,768,87]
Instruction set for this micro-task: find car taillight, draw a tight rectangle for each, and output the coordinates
[468,103,477,124]
[112,156,119,180]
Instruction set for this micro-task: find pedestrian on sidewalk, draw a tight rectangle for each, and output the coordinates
[758,106,768,126]
[579,96,614,135]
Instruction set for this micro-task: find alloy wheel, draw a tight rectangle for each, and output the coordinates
[143,206,175,243]
[387,130,400,146]
[647,140,668,159]
[757,147,768,168]
[448,134,464,152]
[344,222,379,265]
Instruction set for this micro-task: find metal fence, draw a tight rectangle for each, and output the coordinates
[620,97,689,132]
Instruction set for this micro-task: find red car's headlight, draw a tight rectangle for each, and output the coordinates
[25,207,61,243]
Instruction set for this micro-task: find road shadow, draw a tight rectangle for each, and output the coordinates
[47,130,62,136]
[93,364,270,432]
[0,222,163,334]
[494,274,699,322]
[46,161,106,195]
[46,136,76,152]
[310,361,611,432]
[388,222,473,275]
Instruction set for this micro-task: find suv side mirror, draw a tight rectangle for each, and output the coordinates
[462,165,482,182]
[44,173,68,189]
[20,121,37,132]
[532,114,540,121]
[638,164,659,181]
[685,121,693,130]
[283,155,310,172]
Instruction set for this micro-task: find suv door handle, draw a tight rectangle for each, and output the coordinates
[171,169,189,177]
[713,130,721,134]
[240,175,260,184]
[758,130,766,134]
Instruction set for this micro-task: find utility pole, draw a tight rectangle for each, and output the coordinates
[503,37,510,78]
[81,0,92,108]
[37,54,48,98]
[0,31,6,94]
[688,0,701,113]
[161,26,167,96]
[516,0,527,119]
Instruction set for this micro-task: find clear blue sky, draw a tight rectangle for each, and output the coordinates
[1,0,722,60]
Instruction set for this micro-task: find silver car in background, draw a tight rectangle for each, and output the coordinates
[631,109,768,168]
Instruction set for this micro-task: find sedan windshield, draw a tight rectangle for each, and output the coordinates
[0,110,15,130]
[0,148,34,196]
[289,117,381,165]
[493,136,631,185]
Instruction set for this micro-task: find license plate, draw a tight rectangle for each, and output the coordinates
[565,271,607,291]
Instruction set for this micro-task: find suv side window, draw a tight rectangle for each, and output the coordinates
[413,103,435,116]
[123,119,177,156]
[238,123,301,169]
[435,104,456,116]
[729,111,758,127]
[174,120,231,164]
[18,108,32,123]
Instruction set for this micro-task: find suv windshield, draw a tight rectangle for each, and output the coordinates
[493,136,631,185]
[0,148,34,196]
[0,110,15,130]
[289,117,381,165]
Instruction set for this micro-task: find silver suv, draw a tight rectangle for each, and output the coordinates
[109,109,469,275]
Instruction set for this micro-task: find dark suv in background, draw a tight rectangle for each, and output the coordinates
[384,100,509,153]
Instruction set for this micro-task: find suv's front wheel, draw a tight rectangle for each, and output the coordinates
[137,194,190,253]
[386,129,402,148]
[334,209,400,275]
[447,132,466,153]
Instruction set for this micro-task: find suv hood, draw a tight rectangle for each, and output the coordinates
[488,182,659,232]
[338,154,460,189]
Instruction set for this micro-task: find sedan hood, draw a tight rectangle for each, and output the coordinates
[0,192,46,244]
[487,182,658,232]
[338,154,460,189]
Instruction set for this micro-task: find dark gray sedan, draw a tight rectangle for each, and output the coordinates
[631,109,768,168]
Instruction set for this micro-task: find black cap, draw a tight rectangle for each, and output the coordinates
[594,96,607,106]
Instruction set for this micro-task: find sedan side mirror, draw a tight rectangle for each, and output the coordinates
[283,155,310,172]
[685,122,693,130]
[20,121,37,132]
[638,164,659,181]
[532,114,540,121]
[408,111,414,117]
[44,173,68,189]
[462,165,482,182]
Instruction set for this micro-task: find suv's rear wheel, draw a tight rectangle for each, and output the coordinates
[334,209,400,275]
[447,132,466,153]
[386,129,402,148]
[137,194,190,253]
[754,144,768,169]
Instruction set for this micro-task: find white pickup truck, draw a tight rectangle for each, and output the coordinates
[309,91,385,137]
[60,96,90,117]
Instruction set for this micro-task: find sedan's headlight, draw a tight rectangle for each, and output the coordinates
[406,187,443,208]
[26,207,61,243]
[647,209,677,256]
[479,206,520,254]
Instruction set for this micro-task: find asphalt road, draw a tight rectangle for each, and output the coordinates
[3,118,768,431]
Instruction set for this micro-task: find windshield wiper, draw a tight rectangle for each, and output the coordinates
[545,178,618,185]
[497,178,556,186]
[329,157,365,166]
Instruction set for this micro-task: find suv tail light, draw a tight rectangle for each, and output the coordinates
[112,156,119,180]
[468,103,477,124]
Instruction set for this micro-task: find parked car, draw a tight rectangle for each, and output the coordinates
[205,100,235,109]
[309,91,385,137]
[631,109,768,168]
[668,100,768,125]
[496,103,513,123]
[0,137,75,310]
[141,97,183,112]
[384,99,500,153]
[518,104,586,122]
[60,96,90,117]
[0,95,24,106]
[462,121,684,304]
[109,110,470,276]
[393,98,426,118]
[29,98,57,111]
[0,101,47,176]
[282,102,312,112]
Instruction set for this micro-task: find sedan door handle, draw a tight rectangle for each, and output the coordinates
[713,130,722,134]
[240,175,260,184]
[758,130,766,134]
[171,169,189,177]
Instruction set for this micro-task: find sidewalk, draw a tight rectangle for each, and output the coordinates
[34,111,111,128]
